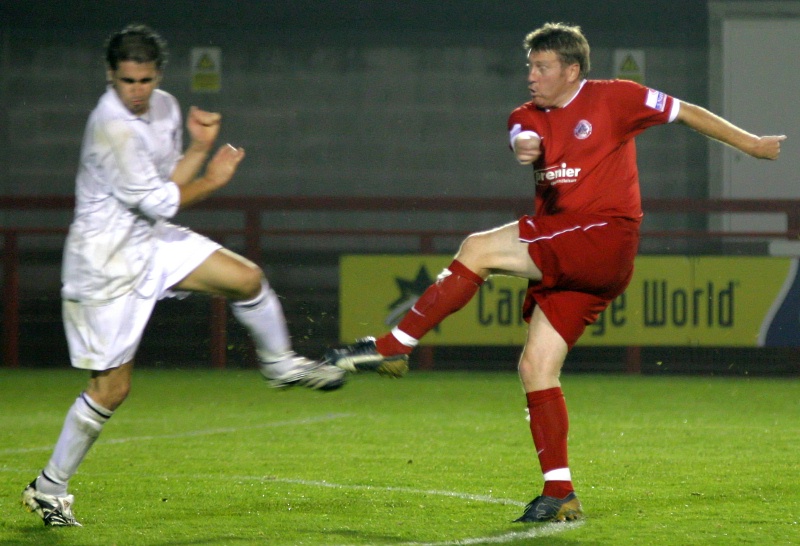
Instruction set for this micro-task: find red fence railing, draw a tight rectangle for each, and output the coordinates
[3,195,800,370]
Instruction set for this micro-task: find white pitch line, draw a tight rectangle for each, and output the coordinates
[143,473,582,545]
[4,412,582,544]
[398,521,584,546]
[173,473,526,507]
[0,413,353,455]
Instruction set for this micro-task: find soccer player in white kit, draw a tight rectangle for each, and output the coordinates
[21,24,345,527]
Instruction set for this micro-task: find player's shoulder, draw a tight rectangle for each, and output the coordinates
[582,79,659,107]
[151,89,179,109]
[145,89,182,126]
[90,89,130,130]
[585,78,646,94]
[510,100,542,118]
[151,88,177,102]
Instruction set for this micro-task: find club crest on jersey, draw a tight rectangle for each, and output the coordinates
[573,120,592,140]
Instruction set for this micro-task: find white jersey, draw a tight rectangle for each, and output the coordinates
[62,87,184,302]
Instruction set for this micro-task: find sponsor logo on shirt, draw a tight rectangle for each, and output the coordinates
[645,89,667,112]
[574,120,592,140]
[534,162,582,186]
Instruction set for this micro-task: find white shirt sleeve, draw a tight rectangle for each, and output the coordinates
[139,180,180,219]
[101,118,180,220]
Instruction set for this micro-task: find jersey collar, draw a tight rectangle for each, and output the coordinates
[558,79,587,109]
[102,86,152,122]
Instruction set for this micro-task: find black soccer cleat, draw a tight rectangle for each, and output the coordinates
[514,492,583,523]
[324,337,409,378]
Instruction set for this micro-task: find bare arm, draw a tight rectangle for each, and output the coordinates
[169,106,246,209]
[178,143,246,208]
[676,101,786,160]
[171,106,221,185]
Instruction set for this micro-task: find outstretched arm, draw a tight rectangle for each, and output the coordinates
[676,101,786,160]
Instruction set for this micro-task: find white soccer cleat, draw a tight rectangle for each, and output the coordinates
[22,479,82,527]
[259,354,346,391]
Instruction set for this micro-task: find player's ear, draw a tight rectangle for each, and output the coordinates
[106,68,114,85]
[567,63,581,82]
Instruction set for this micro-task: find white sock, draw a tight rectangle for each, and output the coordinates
[38,393,112,497]
[230,279,292,363]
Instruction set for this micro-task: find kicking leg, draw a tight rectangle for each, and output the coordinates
[328,221,540,375]
[176,249,345,390]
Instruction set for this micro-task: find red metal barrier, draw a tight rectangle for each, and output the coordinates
[2,232,19,368]
[3,195,800,370]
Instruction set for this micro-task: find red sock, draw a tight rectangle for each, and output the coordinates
[375,260,483,356]
[526,387,573,498]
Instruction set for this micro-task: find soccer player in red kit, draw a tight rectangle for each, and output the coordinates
[327,22,786,522]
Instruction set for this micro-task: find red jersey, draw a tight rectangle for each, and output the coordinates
[508,79,678,221]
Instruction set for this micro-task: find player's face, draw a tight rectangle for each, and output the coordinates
[108,61,161,116]
[526,50,580,109]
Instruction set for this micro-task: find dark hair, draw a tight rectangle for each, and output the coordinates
[105,24,168,70]
[523,22,590,79]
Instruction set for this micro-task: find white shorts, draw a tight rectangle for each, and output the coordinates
[63,224,221,371]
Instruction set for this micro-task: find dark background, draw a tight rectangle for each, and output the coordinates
[0,0,710,199]
[1,1,796,374]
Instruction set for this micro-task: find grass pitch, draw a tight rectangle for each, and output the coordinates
[0,369,798,545]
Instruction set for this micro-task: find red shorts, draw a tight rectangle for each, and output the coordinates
[519,213,640,348]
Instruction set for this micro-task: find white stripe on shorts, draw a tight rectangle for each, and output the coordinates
[519,221,608,244]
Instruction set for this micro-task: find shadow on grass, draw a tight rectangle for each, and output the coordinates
[303,520,602,545]
[0,524,71,546]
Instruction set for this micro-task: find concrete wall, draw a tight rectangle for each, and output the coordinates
[5,1,796,368]
[1,1,712,212]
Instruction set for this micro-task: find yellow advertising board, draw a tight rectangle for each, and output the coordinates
[339,255,800,347]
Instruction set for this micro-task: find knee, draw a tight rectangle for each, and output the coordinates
[244,267,264,299]
[232,263,264,300]
[518,354,539,380]
[458,232,484,258]
[518,353,562,391]
[454,233,489,271]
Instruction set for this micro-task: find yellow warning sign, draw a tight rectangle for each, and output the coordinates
[190,47,221,93]
[620,55,639,72]
[196,53,216,71]
[613,49,645,84]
